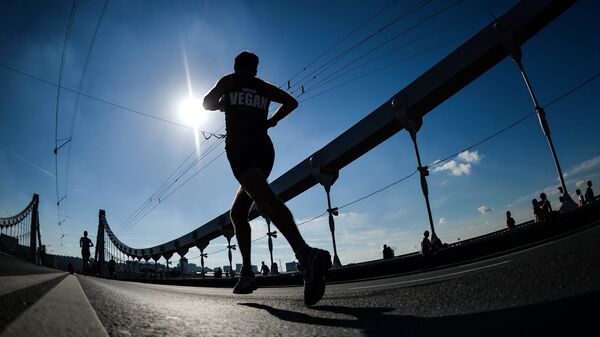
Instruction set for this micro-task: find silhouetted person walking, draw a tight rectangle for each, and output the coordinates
[382,244,394,259]
[532,199,543,222]
[557,186,576,212]
[576,189,585,207]
[108,258,116,278]
[421,230,432,257]
[261,261,270,276]
[539,193,552,220]
[506,211,516,229]
[79,231,94,275]
[203,51,332,306]
[585,180,595,203]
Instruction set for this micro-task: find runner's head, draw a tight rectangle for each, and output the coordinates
[234,51,259,76]
[84,230,88,237]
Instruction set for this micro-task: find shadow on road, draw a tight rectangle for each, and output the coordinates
[240,290,599,336]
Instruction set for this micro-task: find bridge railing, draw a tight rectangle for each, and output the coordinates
[0,193,42,264]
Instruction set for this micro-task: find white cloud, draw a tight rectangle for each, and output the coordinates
[432,150,481,176]
[438,217,447,225]
[458,150,481,163]
[564,155,600,178]
[478,205,495,214]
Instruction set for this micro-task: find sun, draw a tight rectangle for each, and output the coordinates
[179,97,207,128]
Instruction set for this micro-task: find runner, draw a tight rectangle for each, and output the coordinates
[79,230,94,275]
[203,51,332,306]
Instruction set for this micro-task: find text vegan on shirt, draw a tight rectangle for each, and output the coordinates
[229,88,269,110]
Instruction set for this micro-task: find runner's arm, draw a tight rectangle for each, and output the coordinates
[265,83,298,127]
[203,76,231,111]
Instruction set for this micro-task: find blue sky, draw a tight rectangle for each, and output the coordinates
[1,0,599,271]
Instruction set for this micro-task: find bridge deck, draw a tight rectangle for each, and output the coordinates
[1,218,599,337]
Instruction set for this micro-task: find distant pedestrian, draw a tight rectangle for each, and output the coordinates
[557,186,576,212]
[431,234,444,252]
[506,211,516,229]
[260,261,270,276]
[576,189,585,207]
[79,231,94,275]
[539,193,552,220]
[271,262,279,274]
[585,180,595,203]
[532,199,543,222]
[382,244,394,259]
[108,258,116,278]
[421,231,432,257]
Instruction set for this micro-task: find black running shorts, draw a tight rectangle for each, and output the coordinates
[226,137,275,183]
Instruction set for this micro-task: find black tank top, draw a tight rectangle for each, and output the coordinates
[222,73,271,145]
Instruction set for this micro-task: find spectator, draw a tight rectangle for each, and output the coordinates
[532,199,543,222]
[585,180,595,203]
[539,193,552,220]
[576,189,585,207]
[557,186,576,212]
[421,231,432,257]
[506,211,516,229]
[382,244,394,259]
[260,261,270,276]
[108,258,116,278]
[431,234,445,252]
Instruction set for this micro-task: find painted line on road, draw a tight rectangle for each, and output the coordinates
[348,260,511,290]
[0,275,109,337]
[0,272,66,296]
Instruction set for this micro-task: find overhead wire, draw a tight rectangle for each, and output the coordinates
[54,0,78,241]
[297,69,600,223]
[288,0,434,93]
[119,139,227,235]
[281,0,400,88]
[299,33,471,104]
[429,70,600,169]
[116,126,225,232]
[295,0,464,95]
[303,0,502,96]
[0,63,225,138]
[64,0,111,220]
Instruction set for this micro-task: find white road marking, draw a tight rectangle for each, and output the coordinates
[348,260,511,290]
[0,272,66,296]
[0,275,109,337]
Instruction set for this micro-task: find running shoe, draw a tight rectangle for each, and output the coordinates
[300,248,332,306]
[233,270,257,294]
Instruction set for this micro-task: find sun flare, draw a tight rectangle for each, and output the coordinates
[179,97,207,128]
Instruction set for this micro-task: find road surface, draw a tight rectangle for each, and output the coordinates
[1,222,599,336]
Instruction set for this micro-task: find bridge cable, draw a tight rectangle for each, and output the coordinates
[295,70,599,225]
[288,0,434,92]
[54,0,78,241]
[281,0,400,88]
[293,0,463,95]
[301,0,506,96]
[63,0,111,221]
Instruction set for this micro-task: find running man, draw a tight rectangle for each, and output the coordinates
[203,51,332,306]
[79,230,94,275]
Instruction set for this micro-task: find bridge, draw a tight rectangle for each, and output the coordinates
[1,0,599,335]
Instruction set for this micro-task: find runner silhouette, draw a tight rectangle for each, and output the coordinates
[79,230,94,275]
[203,51,332,306]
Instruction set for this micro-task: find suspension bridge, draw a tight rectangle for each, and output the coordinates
[1,0,599,336]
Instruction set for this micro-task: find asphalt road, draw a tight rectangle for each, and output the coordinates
[76,223,600,337]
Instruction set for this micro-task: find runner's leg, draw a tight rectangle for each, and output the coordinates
[238,167,309,261]
[230,186,254,270]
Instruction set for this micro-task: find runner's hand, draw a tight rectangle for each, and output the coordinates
[266,119,277,128]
